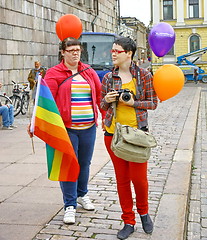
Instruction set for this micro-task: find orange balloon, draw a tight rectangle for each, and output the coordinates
[56,14,82,41]
[153,64,185,101]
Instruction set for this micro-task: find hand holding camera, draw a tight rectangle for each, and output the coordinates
[105,89,134,106]
[105,91,119,103]
[118,89,134,106]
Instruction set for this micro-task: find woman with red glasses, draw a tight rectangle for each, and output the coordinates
[43,37,105,225]
[101,37,158,240]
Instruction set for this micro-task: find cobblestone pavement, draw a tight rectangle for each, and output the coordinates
[187,87,207,240]
[29,83,205,240]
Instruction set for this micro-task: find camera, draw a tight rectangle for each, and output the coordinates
[116,89,132,102]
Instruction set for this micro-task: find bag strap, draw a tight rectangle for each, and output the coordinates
[59,66,92,87]
[112,66,142,120]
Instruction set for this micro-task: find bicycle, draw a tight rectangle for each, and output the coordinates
[10,81,30,116]
[20,83,30,115]
[10,81,22,117]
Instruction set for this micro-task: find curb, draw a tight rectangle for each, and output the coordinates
[151,87,201,240]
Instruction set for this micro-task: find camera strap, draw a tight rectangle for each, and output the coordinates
[135,65,142,96]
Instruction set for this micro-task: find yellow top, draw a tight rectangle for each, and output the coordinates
[105,78,137,134]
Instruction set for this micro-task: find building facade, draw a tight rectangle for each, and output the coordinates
[151,0,207,72]
[120,17,147,62]
[0,0,119,92]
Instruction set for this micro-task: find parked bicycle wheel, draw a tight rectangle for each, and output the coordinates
[10,95,22,117]
[0,94,12,105]
[21,93,30,115]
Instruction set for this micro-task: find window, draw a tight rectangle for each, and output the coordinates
[189,0,199,18]
[190,35,200,52]
[163,0,173,20]
[166,46,174,55]
[79,33,115,66]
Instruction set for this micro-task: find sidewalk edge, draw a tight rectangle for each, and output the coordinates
[151,87,201,240]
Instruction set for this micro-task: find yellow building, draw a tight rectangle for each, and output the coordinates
[150,0,207,77]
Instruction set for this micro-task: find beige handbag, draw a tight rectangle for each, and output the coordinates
[111,122,157,163]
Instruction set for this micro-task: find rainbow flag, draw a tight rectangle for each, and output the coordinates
[30,76,79,181]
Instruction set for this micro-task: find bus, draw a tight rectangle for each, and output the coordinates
[79,32,117,81]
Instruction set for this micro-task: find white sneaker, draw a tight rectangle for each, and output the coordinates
[10,125,17,128]
[1,126,13,130]
[77,194,95,211]
[63,206,76,224]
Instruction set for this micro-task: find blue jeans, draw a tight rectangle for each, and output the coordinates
[60,124,96,209]
[0,104,14,127]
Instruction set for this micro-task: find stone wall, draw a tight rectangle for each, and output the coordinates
[0,0,118,93]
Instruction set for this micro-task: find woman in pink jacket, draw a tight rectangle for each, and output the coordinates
[44,38,105,225]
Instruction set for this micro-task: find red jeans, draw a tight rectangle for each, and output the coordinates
[104,135,149,225]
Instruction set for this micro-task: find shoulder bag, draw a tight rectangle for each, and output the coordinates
[110,67,157,163]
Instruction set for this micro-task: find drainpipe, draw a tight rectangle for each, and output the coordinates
[91,0,99,32]
[117,0,120,31]
[150,0,153,26]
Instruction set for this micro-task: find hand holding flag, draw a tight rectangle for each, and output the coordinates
[30,76,80,181]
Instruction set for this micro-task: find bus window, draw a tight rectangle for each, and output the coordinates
[79,33,116,70]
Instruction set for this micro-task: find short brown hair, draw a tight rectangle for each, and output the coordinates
[114,37,137,59]
[61,37,81,51]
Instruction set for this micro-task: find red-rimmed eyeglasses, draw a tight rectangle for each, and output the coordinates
[110,49,126,54]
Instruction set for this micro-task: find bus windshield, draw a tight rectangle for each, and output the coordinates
[79,33,115,70]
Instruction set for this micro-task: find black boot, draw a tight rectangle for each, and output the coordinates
[140,214,153,234]
[117,224,134,240]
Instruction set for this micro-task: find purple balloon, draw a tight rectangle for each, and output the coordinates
[148,22,175,57]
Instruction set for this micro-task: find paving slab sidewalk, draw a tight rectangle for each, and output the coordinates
[0,83,202,240]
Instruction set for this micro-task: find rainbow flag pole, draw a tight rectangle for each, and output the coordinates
[30,76,79,181]
[31,137,35,154]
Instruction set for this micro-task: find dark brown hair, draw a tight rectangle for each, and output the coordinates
[61,37,81,51]
[113,37,137,59]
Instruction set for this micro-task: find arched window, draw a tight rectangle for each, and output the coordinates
[190,35,200,52]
